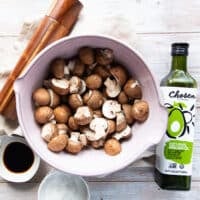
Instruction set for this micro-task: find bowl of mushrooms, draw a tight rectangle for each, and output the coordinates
[14,35,167,176]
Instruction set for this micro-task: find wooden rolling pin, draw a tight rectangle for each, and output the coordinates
[0,0,83,120]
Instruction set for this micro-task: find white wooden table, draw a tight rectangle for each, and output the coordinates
[1,0,200,199]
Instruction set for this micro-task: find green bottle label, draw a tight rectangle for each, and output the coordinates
[156,87,197,176]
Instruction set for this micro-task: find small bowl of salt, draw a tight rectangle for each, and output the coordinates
[38,170,90,200]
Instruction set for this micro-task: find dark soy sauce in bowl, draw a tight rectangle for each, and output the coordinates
[3,142,34,173]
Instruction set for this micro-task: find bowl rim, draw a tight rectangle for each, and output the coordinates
[14,34,166,176]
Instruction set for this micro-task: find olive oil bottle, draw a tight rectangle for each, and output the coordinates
[155,43,197,190]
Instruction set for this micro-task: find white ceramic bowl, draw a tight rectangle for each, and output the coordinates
[38,171,90,200]
[14,35,167,176]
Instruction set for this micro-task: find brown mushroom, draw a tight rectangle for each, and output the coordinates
[104,138,121,156]
[68,94,83,110]
[47,89,60,108]
[85,74,102,89]
[68,116,79,131]
[66,132,83,154]
[113,125,132,140]
[50,58,65,79]
[131,100,149,122]
[116,112,127,132]
[41,123,58,142]
[83,90,104,110]
[50,78,70,95]
[118,91,128,104]
[122,104,134,125]
[48,134,68,152]
[56,124,68,135]
[91,139,105,149]
[93,65,110,80]
[69,76,82,94]
[123,79,142,99]
[107,120,116,134]
[74,106,93,125]
[72,59,85,76]
[53,105,71,123]
[110,65,127,86]
[78,47,95,65]
[33,88,50,106]
[96,48,114,66]
[34,106,54,124]
[104,77,121,98]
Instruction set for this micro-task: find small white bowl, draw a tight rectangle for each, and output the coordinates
[0,135,40,182]
[38,170,90,200]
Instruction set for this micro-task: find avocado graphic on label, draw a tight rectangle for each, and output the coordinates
[165,102,194,138]
[167,107,186,138]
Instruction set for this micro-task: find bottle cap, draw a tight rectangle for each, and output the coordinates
[171,43,189,56]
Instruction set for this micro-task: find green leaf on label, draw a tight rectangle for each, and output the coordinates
[164,140,193,164]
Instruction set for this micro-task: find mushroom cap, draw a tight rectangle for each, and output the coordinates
[85,74,102,89]
[68,116,79,131]
[50,58,65,79]
[78,46,95,65]
[66,140,82,154]
[33,88,50,106]
[123,79,142,99]
[74,106,93,125]
[93,65,110,80]
[41,123,58,142]
[122,104,134,125]
[96,48,114,66]
[68,94,83,110]
[53,105,71,123]
[34,106,54,124]
[131,100,149,122]
[118,91,128,104]
[83,90,104,110]
[104,77,121,98]
[48,134,68,152]
[110,65,127,86]
[90,117,108,131]
[91,139,105,149]
[50,78,70,95]
[104,138,121,156]
[102,100,121,119]
[72,59,85,76]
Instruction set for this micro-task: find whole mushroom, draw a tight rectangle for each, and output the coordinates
[53,105,71,123]
[122,104,134,125]
[48,134,68,152]
[118,91,128,104]
[123,79,142,99]
[50,78,70,95]
[93,65,110,80]
[78,47,95,65]
[85,74,102,89]
[110,65,127,86]
[104,138,121,156]
[33,88,50,106]
[72,59,85,77]
[96,48,114,66]
[56,124,68,135]
[132,100,149,122]
[83,90,104,110]
[113,125,132,140]
[34,106,54,124]
[68,94,83,110]
[50,58,65,79]
[68,116,79,131]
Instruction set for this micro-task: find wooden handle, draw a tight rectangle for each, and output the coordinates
[0,0,83,120]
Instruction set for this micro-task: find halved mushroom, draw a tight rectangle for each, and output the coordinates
[104,77,121,98]
[106,120,116,134]
[113,125,132,140]
[85,118,108,141]
[41,123,58,142]
[66,132,83,154]
[50,78,70,95]
[47,89,60,108]
[69,76,82,94]
[74,106,93,125]
[68,116,79,131]
[102,100,121,119]
[48,134,68,152]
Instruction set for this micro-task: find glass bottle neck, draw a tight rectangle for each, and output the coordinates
[171,55,187,71]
